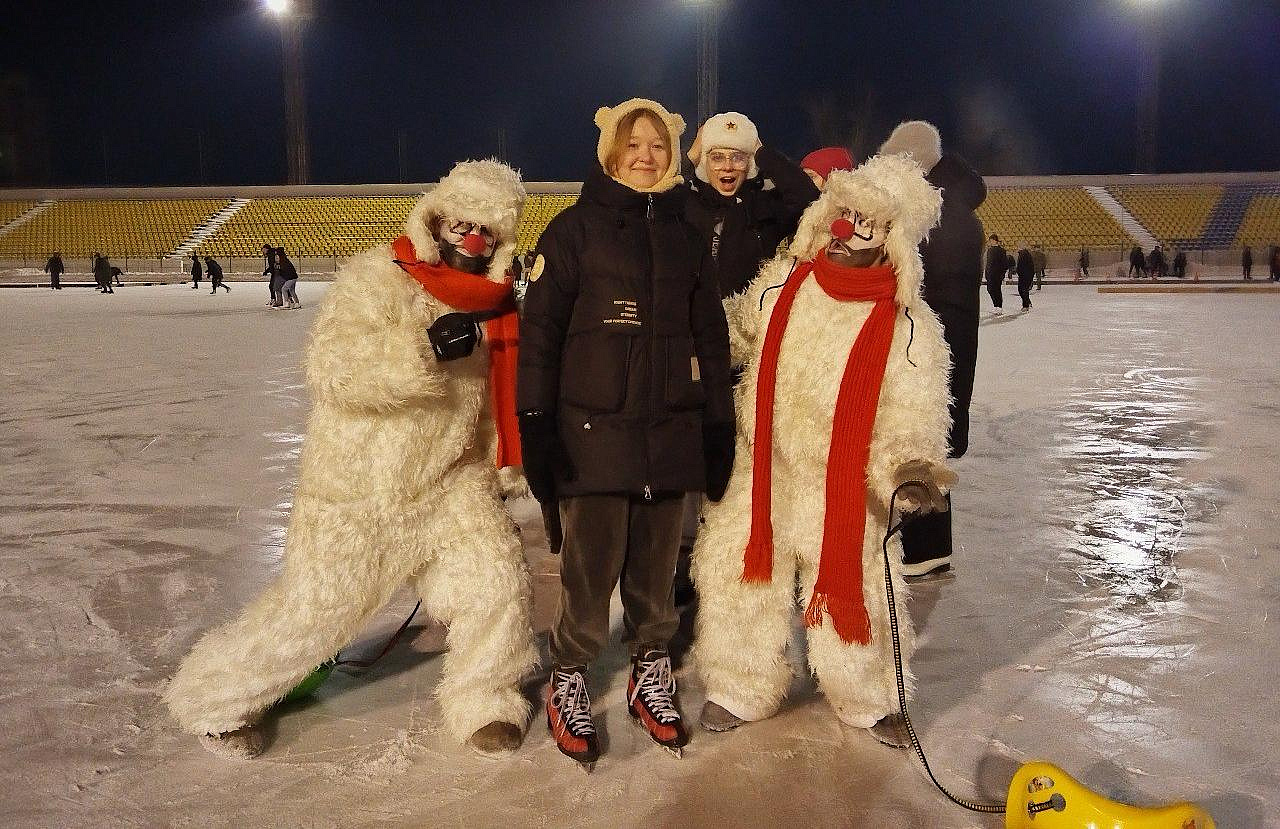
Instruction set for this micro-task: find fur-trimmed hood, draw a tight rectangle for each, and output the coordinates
[405,159,526,282]
[593,97,686,194]
[788,153,942,307]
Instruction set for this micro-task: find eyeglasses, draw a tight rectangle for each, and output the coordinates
[708,151,750,169]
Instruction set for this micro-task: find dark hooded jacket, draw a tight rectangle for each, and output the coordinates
[518,166,733,497]
[919,153,986,458]
[681,146,818,298]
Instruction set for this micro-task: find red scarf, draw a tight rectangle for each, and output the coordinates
[391,235,522,469]
[742,250,898,645]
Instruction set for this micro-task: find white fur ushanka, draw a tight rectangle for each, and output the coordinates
[691,156,951,728]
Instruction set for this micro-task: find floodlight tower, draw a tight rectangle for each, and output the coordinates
[691,0,722,128]
[1130,0,1168,172]
[267,0,312,185]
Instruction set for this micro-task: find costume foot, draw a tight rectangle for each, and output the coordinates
[199,724,264,759]
[868,713,911,749]
[468,721,523,755]
[699,700,746,733]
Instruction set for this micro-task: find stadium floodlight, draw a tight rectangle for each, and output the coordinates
[265,0,290,15]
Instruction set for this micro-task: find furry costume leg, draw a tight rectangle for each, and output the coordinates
[690,464,796,722]
[165,494,420,736]
[801,515,916,728]
[413,470,537,743]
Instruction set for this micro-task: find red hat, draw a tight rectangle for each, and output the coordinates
[800,147,855,180]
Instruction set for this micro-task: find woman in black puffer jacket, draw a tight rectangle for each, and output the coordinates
[517,98,733,767]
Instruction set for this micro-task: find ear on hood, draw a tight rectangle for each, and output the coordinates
[788,154,942,307]
[593,97,686,194]
[878,121,942,173]
[405,159,527,282]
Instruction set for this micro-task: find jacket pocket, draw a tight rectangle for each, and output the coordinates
[663,336,705,411]
[561,330,633,413]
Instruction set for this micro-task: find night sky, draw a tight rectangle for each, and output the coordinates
[3,0,1278,187]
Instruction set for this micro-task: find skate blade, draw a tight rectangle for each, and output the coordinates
[629,710,685,758]
[576,759,595,774]
[903,568,955,585]
[663,745,683,759]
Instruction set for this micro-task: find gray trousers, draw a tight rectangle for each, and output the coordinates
[551,493,684,668]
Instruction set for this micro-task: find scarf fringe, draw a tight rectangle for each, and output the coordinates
[804,591,872,645]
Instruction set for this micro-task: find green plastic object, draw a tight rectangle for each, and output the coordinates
[281,659,336,704]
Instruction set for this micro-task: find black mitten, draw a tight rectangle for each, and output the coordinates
[703,421,736,503]
[518,411,574,504]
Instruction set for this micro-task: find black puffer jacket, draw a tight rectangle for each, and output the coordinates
[682,146,818,298]
[518,167,733,497]
[920,153,986,458]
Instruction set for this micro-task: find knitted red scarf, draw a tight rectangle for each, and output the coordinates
[742,249,898,645]
[391,235,521,469]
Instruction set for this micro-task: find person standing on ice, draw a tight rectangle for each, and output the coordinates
[1015,244,1035,310]
[165,160,538,760]
[876,121,985,581]
[189,252,202,290]
[44,252,64,290]
[518,98,734,768]
[690,152,953,748]
[675,112,818,606]
[984,234,1006,314]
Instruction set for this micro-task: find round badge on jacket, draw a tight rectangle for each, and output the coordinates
[529,254,545,283]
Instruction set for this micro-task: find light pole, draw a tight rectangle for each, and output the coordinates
[692,1,721,128]
[267,0,311,184]
[1128,0,1169,173]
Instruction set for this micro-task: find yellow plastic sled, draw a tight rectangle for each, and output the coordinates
[1006,762,1214,828]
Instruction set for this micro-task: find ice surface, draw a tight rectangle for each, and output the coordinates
[0,284,1276,827]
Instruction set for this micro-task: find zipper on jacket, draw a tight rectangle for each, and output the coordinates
[642,193,656,501]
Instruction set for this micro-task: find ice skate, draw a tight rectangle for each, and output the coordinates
[868,713,911,749]
[199,723,265,759]
[699,700,746,733]
[627,650,688,757]
[546,666,599,771]
[468,720,523,756]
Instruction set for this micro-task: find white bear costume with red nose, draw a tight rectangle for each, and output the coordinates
[691,153,951,729]
[164,160,538,756]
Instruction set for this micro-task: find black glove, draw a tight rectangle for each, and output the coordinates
[518,411,574,504]
[702,421,735,503]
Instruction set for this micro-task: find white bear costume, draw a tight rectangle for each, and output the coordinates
[165,160,538,748]
[691,154,950,728]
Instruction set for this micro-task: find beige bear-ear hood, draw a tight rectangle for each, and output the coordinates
[593,97,686,193]
[405,159,527,282]
[788,153,942,307]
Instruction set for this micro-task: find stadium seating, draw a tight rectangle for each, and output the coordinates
[1110,185,1223,246]
[1234,191,1280,249]
[515,194,579,253]
[0,199,225,258]
[976,187,1132,249]
[0,200,36,228]
[196,197,416,257]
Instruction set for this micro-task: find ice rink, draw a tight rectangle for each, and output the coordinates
[1,283,1276,827]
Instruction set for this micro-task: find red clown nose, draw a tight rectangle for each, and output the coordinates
[830,218,855,241]
[461,233,488,255]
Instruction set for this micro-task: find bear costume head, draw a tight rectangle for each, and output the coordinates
[788,152,942,308]
[406,159,526,281]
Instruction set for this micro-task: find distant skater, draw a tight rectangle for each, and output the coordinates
[190,253,202,289]
[44,252,64,290]
[206,257,230,293]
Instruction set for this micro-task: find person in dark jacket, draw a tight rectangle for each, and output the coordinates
[1015,245,1035,310]
[262,243,279,306]
[517,98,733,768]
[682,111,819,299]
[1172,247,1187,279]
[877,121,985,579]
[1148,245,1167,280]
[674,112,818,605]
[1271,245,1280,281]
[44,252,64,290]
[205,256,229,293]
[984,234,1006,314]
[1242,245,1253,280]
[93,254,114,294]
[275,247,300,308]
[1129,245,1147,278]
[1078,247,1090,280]
[1031,243,1047,290]
[189,253,202,289]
